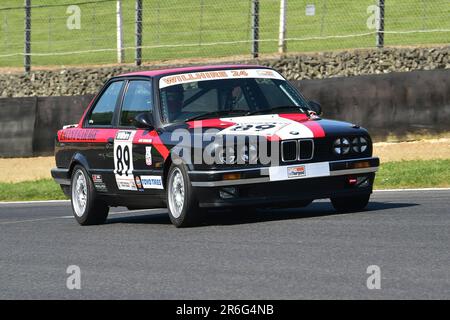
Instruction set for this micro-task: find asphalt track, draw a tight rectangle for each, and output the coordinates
[0,189,449,299]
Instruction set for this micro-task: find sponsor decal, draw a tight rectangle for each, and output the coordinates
[141,175,164,190]
[116,131,132,141]
[287,165,306,178]
[92,174,102,183]
[137,138,153,144]
[116,177,137,191]
[59,129,98,141]
[269,162,330,181]
[134,176,144,192]
[145,146,152,166]
[92,174,107,192]
[256,69,275,77]
[159,68,284,88]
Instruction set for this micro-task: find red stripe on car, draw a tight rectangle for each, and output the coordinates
[279,113,326,138]
[278,113,309,122]
[147,130,170,160]
[301,120,326,138]
[186,118,235,129]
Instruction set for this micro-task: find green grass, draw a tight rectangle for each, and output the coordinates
[0,159,448,201]
[0,179,66,201]
[374,159,450,189]
[0,0,449,67]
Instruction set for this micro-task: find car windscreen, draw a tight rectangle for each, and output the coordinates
[159,74,310,123]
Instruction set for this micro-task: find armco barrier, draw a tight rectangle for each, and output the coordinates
[0,97,37,157]
[293,69,450,140]
[0,69,449,157]
[33,95,95,155]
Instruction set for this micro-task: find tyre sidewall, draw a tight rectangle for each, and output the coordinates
[71,165,95,225]
[166,163,198,227]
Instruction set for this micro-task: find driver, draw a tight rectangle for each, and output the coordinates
[164,84,184,121]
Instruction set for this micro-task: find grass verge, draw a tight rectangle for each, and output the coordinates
[374,159,450,189]
[0,179,66,202]
[0,160,448,201]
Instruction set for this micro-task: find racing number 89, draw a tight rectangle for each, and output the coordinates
[116,145,130,176]
[231,124,276,132]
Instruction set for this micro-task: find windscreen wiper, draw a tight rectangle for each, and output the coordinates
[184,110,250,122]
[246,105,310,116]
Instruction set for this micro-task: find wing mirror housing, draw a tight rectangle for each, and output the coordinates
[308,100,322,116]
[134,112,154,130]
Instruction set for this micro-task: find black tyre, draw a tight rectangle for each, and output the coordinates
[70,165,109,225]
[331,194,370,213]
[166,163,202,227]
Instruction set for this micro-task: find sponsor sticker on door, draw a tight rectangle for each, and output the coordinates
[141,175,164,189]
[145,146,152,166]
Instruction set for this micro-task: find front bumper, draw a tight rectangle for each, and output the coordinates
[189,157,379,208]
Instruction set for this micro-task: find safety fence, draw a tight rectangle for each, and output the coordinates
[0,0,449,71]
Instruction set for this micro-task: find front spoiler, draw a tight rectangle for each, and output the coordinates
[189,157,379,187]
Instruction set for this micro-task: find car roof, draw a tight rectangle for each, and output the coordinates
[117,64,267,78]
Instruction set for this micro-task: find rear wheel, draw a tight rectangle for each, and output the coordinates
[71,165,109,225]
[166,163,202,227]
[331,194,370,213]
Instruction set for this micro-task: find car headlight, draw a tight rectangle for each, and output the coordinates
[333,138,350,155]
[218,146,236,164]
[352,137,368,153]
[238,144,258,164]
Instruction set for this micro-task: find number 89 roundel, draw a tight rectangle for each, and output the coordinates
[114,130,137,191]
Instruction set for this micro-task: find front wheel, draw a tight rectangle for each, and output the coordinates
[166,163,203,227]
[331,194,370,213]
[71,165,109,225]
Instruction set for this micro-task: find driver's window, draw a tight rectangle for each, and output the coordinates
[88,81,124,126]
[120,80,153,126]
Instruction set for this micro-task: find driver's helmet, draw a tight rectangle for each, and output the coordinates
[165,85,184,116]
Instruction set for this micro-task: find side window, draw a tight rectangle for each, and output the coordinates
[88,81,124,126]
[120,80,153,126]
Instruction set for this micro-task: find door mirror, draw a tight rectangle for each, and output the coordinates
[308,100,322,116]
[134,112,154,129]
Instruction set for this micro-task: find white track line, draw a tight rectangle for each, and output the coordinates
[374,188,450,192]
[0,188,449,206]
[0,200,70,205]
[0,208,166,225]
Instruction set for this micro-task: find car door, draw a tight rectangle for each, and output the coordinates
[113,79,165,197]
[83,80,125,193]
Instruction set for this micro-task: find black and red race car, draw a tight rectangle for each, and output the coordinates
[51,65,379,227]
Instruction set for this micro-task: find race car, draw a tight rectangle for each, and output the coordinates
[51,65,379,227]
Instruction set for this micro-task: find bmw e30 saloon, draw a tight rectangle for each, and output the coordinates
[51,65,379,227]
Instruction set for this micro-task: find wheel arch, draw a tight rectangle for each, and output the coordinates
[68,152,91,178]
